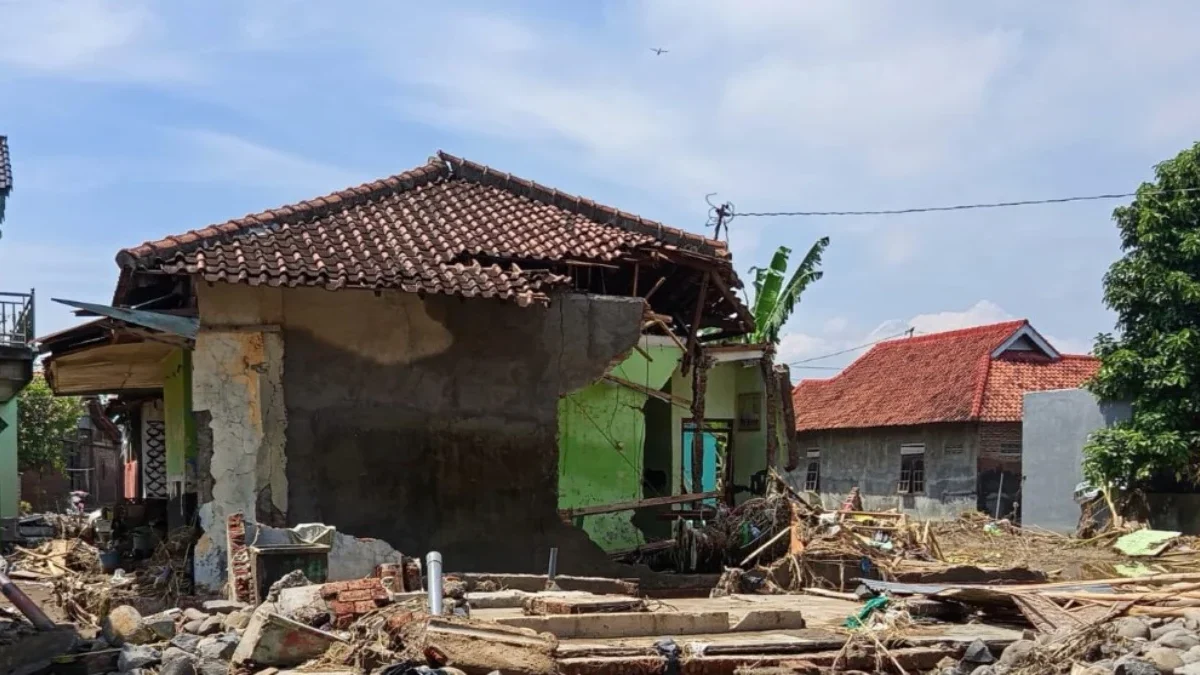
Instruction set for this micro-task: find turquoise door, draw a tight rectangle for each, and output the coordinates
[682,422,730,503]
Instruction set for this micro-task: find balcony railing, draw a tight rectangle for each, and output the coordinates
[0,289,34,347]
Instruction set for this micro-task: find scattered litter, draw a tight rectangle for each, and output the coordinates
[1115,529,1182,557]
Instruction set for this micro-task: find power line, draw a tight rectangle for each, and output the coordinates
[733,186,1200,219]
[786,329,916,367]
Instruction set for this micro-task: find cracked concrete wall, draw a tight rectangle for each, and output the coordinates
[191,281,642,590]
[192,283,288,592]
[281,287,643,575]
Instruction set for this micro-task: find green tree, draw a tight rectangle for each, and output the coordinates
[1083,142,1200,486]
[17,373,81,472]
[743,237,830,344]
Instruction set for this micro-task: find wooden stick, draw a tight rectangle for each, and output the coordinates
[707,271,756,330]
[802,587,858,601]
[560,491,720,518]
[631,343,654,362]
[646,316,686,352]
[740,527,791,567]
[643,275,668,301]
[603,374,691,410]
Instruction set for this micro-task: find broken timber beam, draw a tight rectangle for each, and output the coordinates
[559,491,720,518]
[689,352,713,496]
[682,272,711,375]
[707,271,756,332]
[603,374,690,410]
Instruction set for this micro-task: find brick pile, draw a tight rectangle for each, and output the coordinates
[322,578,391,628]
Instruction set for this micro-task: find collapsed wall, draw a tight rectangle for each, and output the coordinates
[192,284,643,590]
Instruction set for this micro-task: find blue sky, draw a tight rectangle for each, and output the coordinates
[1,1,1198,373]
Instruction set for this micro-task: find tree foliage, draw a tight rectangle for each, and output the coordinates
[17,373,81,473]
[744,237,830,344]
[1083,142,1200,486]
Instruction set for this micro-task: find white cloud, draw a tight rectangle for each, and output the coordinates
[0,0,194,82]
[166,129,364,193]
[905,300,1015,334]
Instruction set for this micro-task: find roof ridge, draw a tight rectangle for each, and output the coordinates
[437,151,726,255]
[885,319,1027,346]
[119,150,729,268]
[969,353,993,419]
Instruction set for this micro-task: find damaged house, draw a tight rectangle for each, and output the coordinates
[38,151,790,591]
[788,320,1099,520]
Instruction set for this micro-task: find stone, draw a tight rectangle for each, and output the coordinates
[970,667,997,675]
[161,648,192,666]
[1114,657,1163,675]
[1115,617,1153,640]
[142,611,178,640]
[1159,629,1200,650]
[223,609,253,631]
[1184,645,1200,664]
[196,659,229,675]
[1151,620,1184,640]
[962,639,995,665]
[170,634,202,653]
[117,644,160,672]
[999,640,1036,666]
[103,606,155,647]
[196,616,224,636]
[1144,646,1184,673]
[201,600,249,615]
[197,634,239,661]
[182,608,209,623]
[1178,663,1200,674]
[159,659,198,675]
[1184,610,1200,631]
[232,612,341,667]
[182,620,204,635]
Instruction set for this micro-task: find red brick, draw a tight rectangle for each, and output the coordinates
[337,589,375,602]
[329,600,355,615]
[353,600,377,614]
[320,581,348,599]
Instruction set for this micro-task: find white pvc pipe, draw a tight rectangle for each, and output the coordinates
[426,551,443,615]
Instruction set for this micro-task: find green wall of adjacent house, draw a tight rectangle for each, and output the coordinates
[557,343,681,552]
[0,398,18,519]
[163,349,196,486]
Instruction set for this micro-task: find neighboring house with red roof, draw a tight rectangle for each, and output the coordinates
[38,151,764,589]
[789,320,1099,520]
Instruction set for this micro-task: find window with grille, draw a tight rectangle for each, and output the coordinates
[804,449,820,492]
[898,444,925,494]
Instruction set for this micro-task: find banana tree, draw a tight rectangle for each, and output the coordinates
[744,237,829,344]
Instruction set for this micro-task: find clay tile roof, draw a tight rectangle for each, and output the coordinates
[792,320,1099,431]
[117,151,729,305]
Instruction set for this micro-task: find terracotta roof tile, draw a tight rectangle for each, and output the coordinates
[118,151,729,305]
[792,320,1099,431]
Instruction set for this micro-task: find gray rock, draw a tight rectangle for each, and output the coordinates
[102,606,154,647]
[182,620,204,635]
[1184,609,1200,631]
[1178,662,1200,674]
[1115,657,1162,675]
[222,609,252,631]
[1184,645,1200,665]
[161,648,192,665]
[970,667,997,675]
[1144,646,1184,673]
[182,608,209,623]
[170,634,202,653]
[1115,617,1153,640]
[142,611,177,640]
[117,644,160,672]
[159,657,199,675]
[1158,629,1200,650]
[196,615,224,636]
[197,633,239,661]
[201,600,249,615]
[999,640,1036,666]
[195,659,229,675]
[962,639,995,665]
[1151,620,1184,640]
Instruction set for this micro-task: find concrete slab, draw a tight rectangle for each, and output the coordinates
[466,590,596,609]
[456,573,638,596]
[498,611,731,639]
[232,612,344,667]
[525,594,645,615]
[730,610,806,632]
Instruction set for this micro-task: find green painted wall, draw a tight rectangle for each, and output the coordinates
[163,349,196,486]
[669,361,739,494]
[0,398,18,519]
[557,341,681,551]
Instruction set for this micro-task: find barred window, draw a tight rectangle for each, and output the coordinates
[898,444,926,494]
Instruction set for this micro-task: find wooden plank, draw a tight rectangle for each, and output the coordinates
[603,374,691,410]
[560,491,720,518]
[707,272,756,331]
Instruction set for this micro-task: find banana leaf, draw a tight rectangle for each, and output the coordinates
[756,237,830,344]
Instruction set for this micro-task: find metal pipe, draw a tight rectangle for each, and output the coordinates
[0,567,56,631]
[547,547,558,581]
[426,551,443,615]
